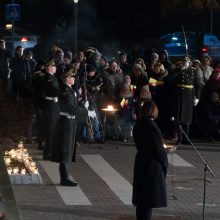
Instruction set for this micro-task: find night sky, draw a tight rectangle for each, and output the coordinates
[1,0,220,51]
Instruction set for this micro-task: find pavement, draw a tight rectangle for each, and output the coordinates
[0,96,219,220]
[3,139,220,220]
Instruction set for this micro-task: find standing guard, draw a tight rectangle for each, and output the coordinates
[51,68,87,186]
[171,57,201,144]
[42,59,60,160]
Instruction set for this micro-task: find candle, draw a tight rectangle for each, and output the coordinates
[13,167,19,175]
[7,167,12,175]
[4,157,11,166]
[21,168,26,175]
[107,105,114,110]
[18,142,24,149]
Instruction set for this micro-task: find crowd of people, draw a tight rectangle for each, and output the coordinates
[0,39,220,147]
[1,38,220,219]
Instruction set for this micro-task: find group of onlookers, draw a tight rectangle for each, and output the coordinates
[0,39,219,147]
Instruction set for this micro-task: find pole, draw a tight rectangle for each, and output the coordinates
[74,2,78,53]
[177,124,215,220]
[210,8,213,34]
[181,25,188,57]
[12,0,15,57]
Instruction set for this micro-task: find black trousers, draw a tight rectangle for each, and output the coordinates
[136,206,152,220]
[59,162,69,182]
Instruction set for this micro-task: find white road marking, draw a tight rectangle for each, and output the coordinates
[176,186,194,191]
[197,203,219,207]
[81,154,132,205]
[39,161,91,206]
[168,153,194,167]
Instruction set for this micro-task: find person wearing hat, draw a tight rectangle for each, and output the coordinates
[42,59,60,160]
[118,75,136,141]
[51,68,87,186]
[170,56,201,144]
[118,52,132,76]
[130,63,149,99]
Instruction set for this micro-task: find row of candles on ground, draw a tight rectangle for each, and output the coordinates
[4,142,39,175]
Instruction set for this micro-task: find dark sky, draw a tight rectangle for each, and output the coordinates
[1,0,220,51]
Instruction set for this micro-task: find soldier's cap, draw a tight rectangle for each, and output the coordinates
[44,59,56,67]
[60,68,77,80]
[192,59,201,65]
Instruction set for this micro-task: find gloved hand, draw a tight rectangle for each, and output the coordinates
[88,110,96,119]
[194,98,199,106]
[84,100,89,109]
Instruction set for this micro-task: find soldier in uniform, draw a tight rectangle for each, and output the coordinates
[42,59,60,160]
[51,68,87,186]
[170,57,201,144]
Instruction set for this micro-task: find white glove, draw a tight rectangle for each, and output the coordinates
[84,101,89,109]
[194,98,199,106]
[88,110,96,119]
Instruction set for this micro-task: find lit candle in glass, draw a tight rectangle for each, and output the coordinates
[13,167,19,175]
[21,168,26,175]
[7,167,12,175]
[4,157,11,166]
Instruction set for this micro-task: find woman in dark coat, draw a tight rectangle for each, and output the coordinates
[132,100,168,220]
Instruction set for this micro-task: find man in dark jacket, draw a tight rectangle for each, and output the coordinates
[10,46,25,100]
[51,68,87,186]
[0,39,12,96]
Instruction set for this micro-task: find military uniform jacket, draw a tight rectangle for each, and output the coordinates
[42,73,60,142]
[171,67,201,124]
[51,84,87,163]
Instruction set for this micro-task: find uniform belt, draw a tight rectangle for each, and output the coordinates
[60,112,75,119]
[45,96,58,102]
[177,84,194,89]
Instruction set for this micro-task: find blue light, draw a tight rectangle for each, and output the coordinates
[172,37,178,41]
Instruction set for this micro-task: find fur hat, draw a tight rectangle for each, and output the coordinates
[139,85,151,99]
[119,84,133,99]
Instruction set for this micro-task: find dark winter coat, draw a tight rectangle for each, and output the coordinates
[170,67,201,124]
[51,84,87,163]
[42,73,60,149]
[132,117,168,208]
[0,48,11,81]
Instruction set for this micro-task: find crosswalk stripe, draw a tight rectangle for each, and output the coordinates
[39,161,92,206]
[167,153,194,167]
[81,154,132,205]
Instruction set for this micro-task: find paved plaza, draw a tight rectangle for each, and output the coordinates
[3,139,219,220]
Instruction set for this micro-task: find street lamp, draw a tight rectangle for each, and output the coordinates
[73,0,79,53]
